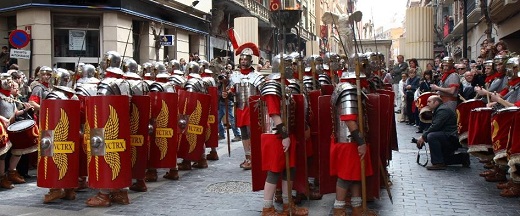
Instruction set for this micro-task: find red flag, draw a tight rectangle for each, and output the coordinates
[270,0,281,11]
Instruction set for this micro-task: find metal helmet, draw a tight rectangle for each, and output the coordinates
[505,56,519,78]
[142,62,153,77]
[82,64,97,78]
[198,59,210,70]
[102,51,122,69]
[270,54,292,79]
[442,57,454,65]
[0,73,12,90]
[494,55,508,65]
[52,68,71,87]
[39,66,53,83]
[169,59,180,71]
[123,58,139,73]
[484,60,494,67]
[154,62,168,74]
[187,61,200,74]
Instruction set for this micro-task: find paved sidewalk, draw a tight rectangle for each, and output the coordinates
[0,116,518,215]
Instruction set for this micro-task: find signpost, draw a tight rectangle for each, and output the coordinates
[10,49,31,60]
[160,35,174,46]
[9,30,30,49]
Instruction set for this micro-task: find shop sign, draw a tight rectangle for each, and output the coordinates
[69,30,86,51]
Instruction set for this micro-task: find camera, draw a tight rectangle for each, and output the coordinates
[218,74,225,80]
[411,137,424,149]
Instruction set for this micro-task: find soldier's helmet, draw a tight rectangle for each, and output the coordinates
[102,51,122,69]
[52,68,71,87]
[82,64,96,78]
[236,42,260,69]
[123,58,139,73]
[169,59,180,71]
[0,73,12,90]
[442,57,454,66]
[494,55,508,66]
[505,56,519,78]
[270,54,293,79]
[187,61,200,74]
[199,59,210,70]
[39,66,53,82]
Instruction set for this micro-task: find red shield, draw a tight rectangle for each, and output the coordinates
[366,94,381,199]
[492,107,519,166]
[467,107,493,158]
[456,99,485,145]
[148,92,177,168]
[321,84,334,95]
[86,95,131,189]
[307,90,321,178]
[377,89,398,152]
[292,94,309,195]
[37,99,81,189]
[250,95,265,191]
[317,95,336,194]
[205,86,219,148]
[507,112,520,161]
[130,95,151,179]
[177,90,211,161]
[78,95,89,177]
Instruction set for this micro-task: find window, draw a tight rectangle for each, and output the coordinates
[53,15,100,58]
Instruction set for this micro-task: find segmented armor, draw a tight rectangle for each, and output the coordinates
[260,80,295,134]
[229,71,265,109]
[331,82,359,143]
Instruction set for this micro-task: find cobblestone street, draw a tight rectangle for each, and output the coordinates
[0,117,519,216]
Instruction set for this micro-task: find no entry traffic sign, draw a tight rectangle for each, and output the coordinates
[9,30,30,49]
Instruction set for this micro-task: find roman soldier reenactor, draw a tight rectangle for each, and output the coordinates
[39,68,80,203]
[85,51,132,207]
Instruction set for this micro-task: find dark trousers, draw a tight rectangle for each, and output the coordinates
[406,92,415,124]
[426,131,464,165]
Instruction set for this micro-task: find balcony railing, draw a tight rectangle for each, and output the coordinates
[245,0,269,22]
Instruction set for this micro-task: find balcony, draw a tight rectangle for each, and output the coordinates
[489,0,520,24]
[244,0,269,23]
[467,0,481,23]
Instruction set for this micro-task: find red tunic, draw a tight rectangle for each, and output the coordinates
[330,113,373,181]
[260,94,297,172]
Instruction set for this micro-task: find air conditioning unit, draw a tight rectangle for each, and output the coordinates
[505,0,518,5]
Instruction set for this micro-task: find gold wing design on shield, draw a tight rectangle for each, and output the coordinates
[104,105,121,180]
[156,100,169,159]
[130,103,139,167]
[53,109,69,180]
[187,101,202,153]
[205,105,211,142]
[492,120,500,150]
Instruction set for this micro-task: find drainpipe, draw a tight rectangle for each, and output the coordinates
[463,0,468,58]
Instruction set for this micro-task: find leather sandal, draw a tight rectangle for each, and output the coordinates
[485,169,507,182]
[283,203,308,216]
[352,206,378,216]
[62,188,76,200]
[86,192,111,207]
[163,169,179,180]
[43,189,65,203]
[262,207,286,216]
[483,162,494,169]
[76,177,88,191]
[177,160,192,170]
[497,180,513,190]
[145,169,158,182]
[7,170,25,184]
[129,179,148,192]
[110,190,130,205]
[479,169,496,177]
[192,158,208,169]
[206,150,219,161]
[240,159,252,170]
[333,208,347,216]
[500,183,520,198]
[0,174,13,189]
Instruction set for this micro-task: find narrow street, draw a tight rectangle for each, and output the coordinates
[0,115,518,216]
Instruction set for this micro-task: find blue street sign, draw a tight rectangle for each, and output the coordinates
[160,35,174,46]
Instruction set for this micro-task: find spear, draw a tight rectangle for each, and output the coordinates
[224,79,231,157]
[121,23,133,68]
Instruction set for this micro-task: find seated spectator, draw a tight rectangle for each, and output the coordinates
[460,71,476,100]
[495,40,509,56]
[415,95,470,170]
